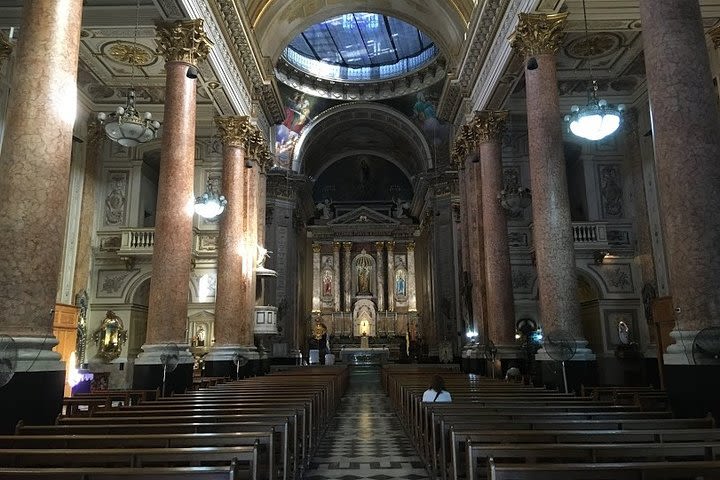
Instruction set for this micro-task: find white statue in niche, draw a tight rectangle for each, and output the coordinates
[617,320,630,345]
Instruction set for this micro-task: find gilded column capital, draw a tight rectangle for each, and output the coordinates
[451,123,473,169]
[215,115,253,148]
[374,241,385,252]
[510,12,568,56]
[406,242,415,252]
[470,110,508,145]
[155,19,213,65]
[312,243,322,253]
[386,241,395,251]
[0,34,12,67]
[333,241,341,251]
[342,241,353,251]
[708,24,720,49]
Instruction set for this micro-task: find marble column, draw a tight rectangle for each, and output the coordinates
[134,20,212,388]
[452,127,474,334]
[312,243,321,312]
[0,0,83,432]
[375,242,385,311]
[208,116,256,365]
[476,111,517,351]
[332,242,341,311]
[343,242,352,312]
[511,13,591,358]
[407,242,417,312]
[0,34,11,69]
[465,130,487,338]
[638,0,720,359]
[386,241,396,312]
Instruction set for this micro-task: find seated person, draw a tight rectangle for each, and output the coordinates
[422,375,452,402]
[505,366,522,382]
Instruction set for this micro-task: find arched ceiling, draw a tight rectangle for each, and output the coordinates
[293,103,432,178]
[251,0,469,66]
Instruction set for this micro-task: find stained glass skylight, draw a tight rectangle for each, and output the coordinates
[283,12,438,82]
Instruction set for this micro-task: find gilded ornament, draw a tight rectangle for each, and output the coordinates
[215,115,253,148]
[709,24,720,49]
[0,34,12,66]
[155,19,213,65]
[470,110,508,145]
[105,41,155,66]
[313,243,322,253]
[510,12,569,56]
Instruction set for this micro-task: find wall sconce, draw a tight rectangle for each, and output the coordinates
[594,250,609,265]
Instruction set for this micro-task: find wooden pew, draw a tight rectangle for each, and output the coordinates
[0,464,238,479]
[451,427,720,480]
[466,441,720,480]
[486,459,720,480]
[0,445,258,479]
[0,431,278,480]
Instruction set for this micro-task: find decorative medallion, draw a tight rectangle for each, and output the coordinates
[565,33,622,59]
[102,41,157,66]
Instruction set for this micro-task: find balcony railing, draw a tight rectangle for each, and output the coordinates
[118,228,155,255]
[572,222,608,246]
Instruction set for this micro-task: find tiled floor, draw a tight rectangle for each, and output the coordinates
[304,366,429,480]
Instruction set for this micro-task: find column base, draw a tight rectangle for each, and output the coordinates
[204,345,260,379]
[535,339,596,361]
[132,343,194,395]
[663,329,705,365]
[0,337,65,434]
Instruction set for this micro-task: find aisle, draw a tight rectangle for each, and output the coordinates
[304,366,428,480]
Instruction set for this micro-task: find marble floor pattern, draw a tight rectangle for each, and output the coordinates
[304,366,429,480]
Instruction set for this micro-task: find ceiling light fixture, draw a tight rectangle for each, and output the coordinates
[97,0,160,147]
[564,0,624,141]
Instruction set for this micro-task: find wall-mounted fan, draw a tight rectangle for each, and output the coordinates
[0,335,17,388]
[159,343,179,397]
[232,352,249,381]
[482,340,498,379]
[692,327,720,365]
[543,329,577,393]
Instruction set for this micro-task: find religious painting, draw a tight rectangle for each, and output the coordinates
[395,268,407,297]
[274,84,340,169]
[599,164,624,218]
[381,83,451,158]
[321,256,333,298]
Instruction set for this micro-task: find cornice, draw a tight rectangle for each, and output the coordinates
[438,0,510,121]
[210,0,284,123]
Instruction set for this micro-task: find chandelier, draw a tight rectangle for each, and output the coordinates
[97,90,160,147]
[96,0,160,147]
[564,0,624,142]
[194,190,227,219]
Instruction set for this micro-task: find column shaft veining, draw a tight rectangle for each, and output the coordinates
[145,20,211,345]
[386,242,395,312]
[213,116,254,347]
[0,0,83,336]
[639,0,720,332]
[375,242,385,311]
[343,242,352,312]
[313,243,322,312]
[466,140,487,338]
[511,13,582,339]
[333,242,341,311]
[477,111,516,346]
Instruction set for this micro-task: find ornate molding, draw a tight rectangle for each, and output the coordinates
[470,110,508,145]
[215,115,253,148]
[438,0,510,120]
[0,33,13,67]
[510,12,569,57]
[211,0,284,123]
[709,24,720,49]
[451,123,473,168]
[155,19,213,64]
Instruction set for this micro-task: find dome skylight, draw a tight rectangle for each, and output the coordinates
[283,12,438,82]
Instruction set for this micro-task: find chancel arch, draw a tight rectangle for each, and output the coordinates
[292,103,433,175]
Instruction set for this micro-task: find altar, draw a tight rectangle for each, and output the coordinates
[340,347,390,365]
